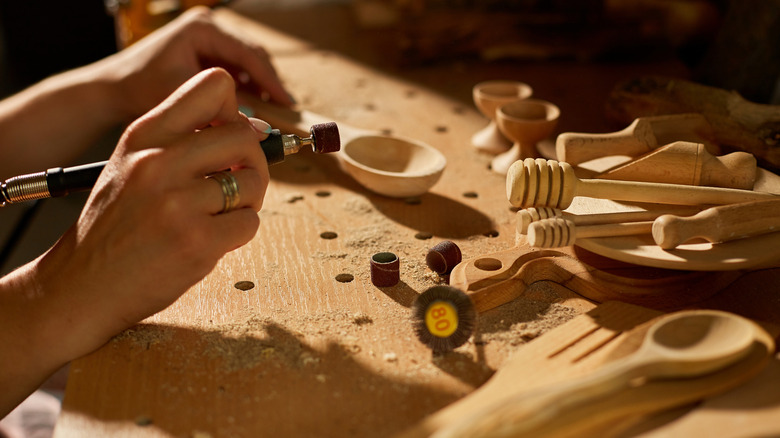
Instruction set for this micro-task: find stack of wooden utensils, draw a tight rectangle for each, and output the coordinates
[512,111,780,260]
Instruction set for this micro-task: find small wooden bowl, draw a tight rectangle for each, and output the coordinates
[246,98,447,198]
[339,135,446,198]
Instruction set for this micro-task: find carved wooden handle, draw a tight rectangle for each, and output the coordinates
[653,199,780,249]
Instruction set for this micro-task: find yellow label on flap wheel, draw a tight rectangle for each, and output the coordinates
[425,300,458,338]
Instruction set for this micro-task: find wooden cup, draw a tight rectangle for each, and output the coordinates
[471,81,533,154]
[492,99,560,174]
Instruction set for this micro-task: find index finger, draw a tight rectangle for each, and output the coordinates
[143,67,242,135]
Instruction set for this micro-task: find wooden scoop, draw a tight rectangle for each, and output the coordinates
[243,96,447,198]
[598,141,757,190]
[653,199,780,249]
[506,158,777,210]
[434,309,760,438]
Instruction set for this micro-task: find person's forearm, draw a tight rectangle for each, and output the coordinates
[0,62,128,178]
[0,258,72,417]
[0,227,119,417]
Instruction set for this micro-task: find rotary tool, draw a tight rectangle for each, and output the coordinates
[1,122,340,207]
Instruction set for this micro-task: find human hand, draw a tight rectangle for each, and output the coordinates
[35,67,269,359]
[98,6,292,122]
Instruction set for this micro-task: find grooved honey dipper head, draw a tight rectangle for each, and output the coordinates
[310,122,340,153]
[507,158,577,209]
[516,207,561,234]
[527,217,576,248]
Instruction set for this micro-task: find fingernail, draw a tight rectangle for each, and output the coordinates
[249,118,273,134]
[238,104,255,118]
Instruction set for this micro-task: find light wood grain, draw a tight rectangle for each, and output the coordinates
[436,310,766,438]
[527,217,653,248]
[506,158,777,211]
[516,206,699,234]
[398,302,776,438]
[555,113,716,166]
[55,8,518,438]
[52,7,780,438]
[471,81,533,154]
[448,240,748,311]
[244,98,447,198]
[565,196,780,270]
[599,141,757,190]
[491,99,559,174]
[653,199,780,249]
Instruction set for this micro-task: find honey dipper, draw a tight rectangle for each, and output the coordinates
[516,206,699,234]
[506,158,777,209]
[653,199,780,249]
[526,217,653,248]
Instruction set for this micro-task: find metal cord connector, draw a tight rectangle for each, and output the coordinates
[1,171,50,207]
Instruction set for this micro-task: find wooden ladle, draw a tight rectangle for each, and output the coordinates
[243,97,446,198]
[435,309,760,438]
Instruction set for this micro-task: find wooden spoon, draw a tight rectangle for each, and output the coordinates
[434,309,759,438]
[242,96,447,198]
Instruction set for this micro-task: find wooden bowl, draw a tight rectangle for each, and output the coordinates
[245,98,447,198]
[339,135,446,198]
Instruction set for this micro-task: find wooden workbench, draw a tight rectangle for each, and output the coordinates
[52,5,780,437]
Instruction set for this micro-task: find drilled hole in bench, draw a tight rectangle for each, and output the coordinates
[415,232,433,240]
[234,281,255,291]
[335,273,354,283]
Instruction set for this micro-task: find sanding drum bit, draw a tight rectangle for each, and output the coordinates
[262,121,340,165]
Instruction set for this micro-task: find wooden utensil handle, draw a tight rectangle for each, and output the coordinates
[653,199,780,249]
[606,76,780,171]
[517,207,699,235]
[507,158,776,210]
[437,355,650,437]
[555,117,656,166]
[579,178,777,206]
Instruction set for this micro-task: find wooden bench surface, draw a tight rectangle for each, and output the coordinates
[53,6,780,437]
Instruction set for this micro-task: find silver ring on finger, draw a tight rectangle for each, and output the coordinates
[206,171,240,214]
